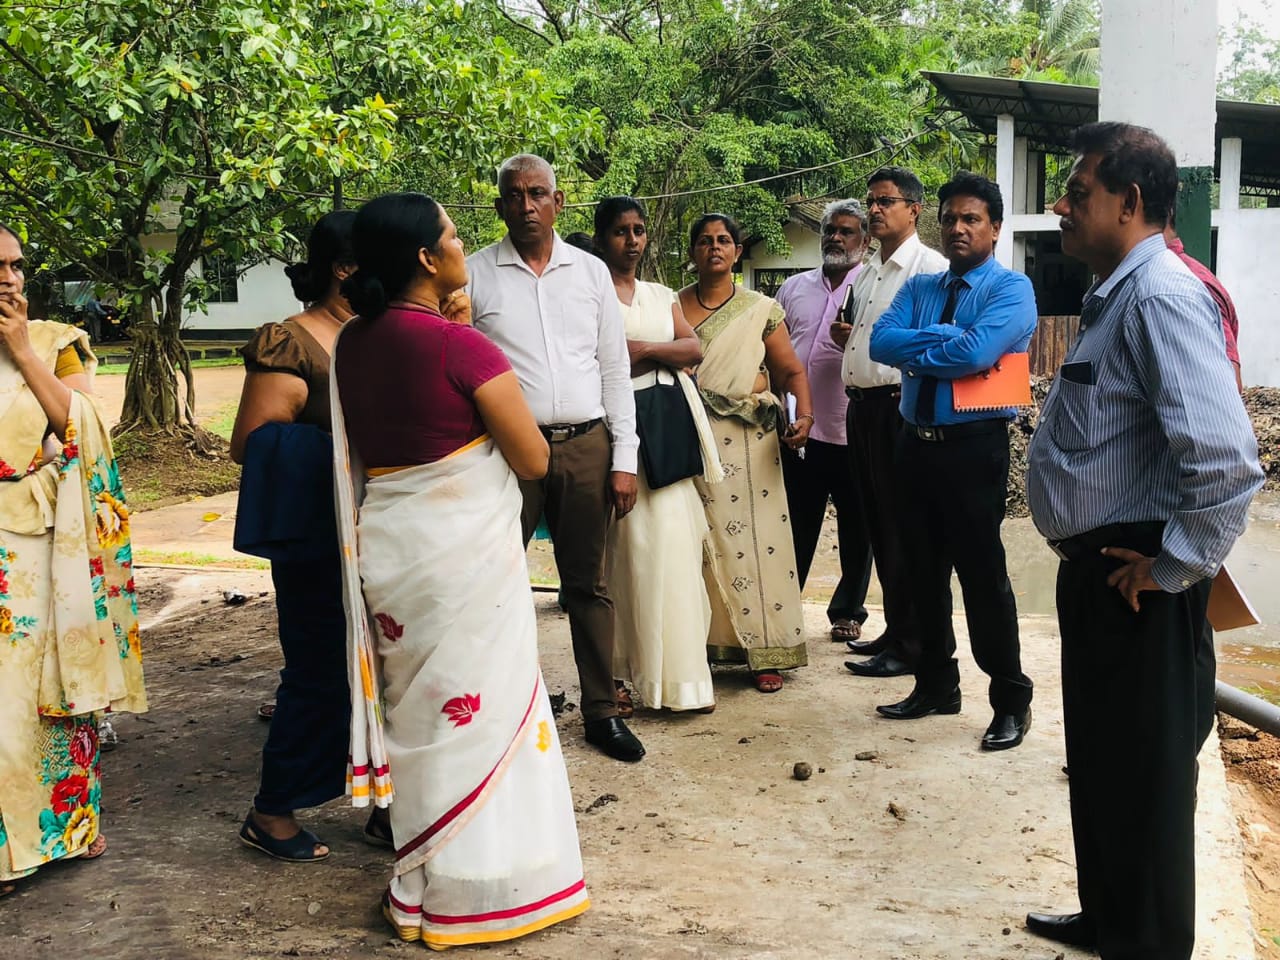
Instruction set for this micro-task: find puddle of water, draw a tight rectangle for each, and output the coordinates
[802,491,1280,701]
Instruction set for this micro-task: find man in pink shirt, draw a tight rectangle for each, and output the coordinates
[776,200,874,643]
[1164,212,1242,392]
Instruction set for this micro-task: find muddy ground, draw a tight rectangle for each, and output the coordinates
[0,572,1261,960]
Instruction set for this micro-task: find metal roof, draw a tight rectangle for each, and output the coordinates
[923,71,1280,196]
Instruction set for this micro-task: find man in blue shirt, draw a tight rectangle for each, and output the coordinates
[869,173,1035,751]
[1024,123,1262,959]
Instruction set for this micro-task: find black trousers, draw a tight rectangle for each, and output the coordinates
[895,422,1032,713]
[1056,522,1211,960]
[781,438,872,625]
[845,387,921,665]
[254,553,350,816]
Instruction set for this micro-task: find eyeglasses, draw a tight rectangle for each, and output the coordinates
[864,196,914,209]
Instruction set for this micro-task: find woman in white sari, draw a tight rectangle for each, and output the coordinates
[330,193,587,950]
[592,197,722,714]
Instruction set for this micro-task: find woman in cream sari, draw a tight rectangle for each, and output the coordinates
[0,224,145,897]
[331,194,587,950]
[593,197,722,714]
[678,214,814,693]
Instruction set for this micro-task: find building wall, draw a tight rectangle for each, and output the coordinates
[741,221,821,290]
[141,232,299,339]
[1215,208,1280,388]
[182,259,299,339]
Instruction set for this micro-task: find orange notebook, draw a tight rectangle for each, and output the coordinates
[1207,565,1260,632]
[952,352,1032,411]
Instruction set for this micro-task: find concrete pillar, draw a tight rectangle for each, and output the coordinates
[1100,2,1217,262]
[1219,137,1242,211]
[995,113,1015,267]
[1013,137,1029,215]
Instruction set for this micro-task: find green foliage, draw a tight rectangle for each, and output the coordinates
[0,0,598,430]
[1219,14,1280,104]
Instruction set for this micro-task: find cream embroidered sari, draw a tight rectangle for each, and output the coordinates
[693,290,808,671]
[331,340,588,950]
[0,322,146,882]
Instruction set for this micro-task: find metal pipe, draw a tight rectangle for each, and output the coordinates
[1216,680,1280,738]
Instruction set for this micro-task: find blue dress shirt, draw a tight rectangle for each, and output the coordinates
[868,256,1037,426]
[1026,233,1263,591]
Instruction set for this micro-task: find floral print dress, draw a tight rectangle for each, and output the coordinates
[0,322,145,882]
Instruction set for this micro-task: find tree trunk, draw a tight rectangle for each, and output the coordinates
[114,282,218,454]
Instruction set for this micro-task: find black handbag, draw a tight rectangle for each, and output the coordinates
[634,378,703,489]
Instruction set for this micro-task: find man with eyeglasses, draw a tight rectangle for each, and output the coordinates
[832,167,947,679]
[775,199,874,647]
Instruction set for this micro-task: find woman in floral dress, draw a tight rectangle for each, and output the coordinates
[0,223,145,897]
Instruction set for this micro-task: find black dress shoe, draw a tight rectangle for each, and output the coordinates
[845,635,891,656]
[1025,911,1097,949]
[876,685,961,720]
[583,717,645,762]
[844,651,911,678]
[981,708,1032,751]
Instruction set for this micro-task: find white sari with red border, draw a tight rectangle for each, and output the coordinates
[331,351,588,950]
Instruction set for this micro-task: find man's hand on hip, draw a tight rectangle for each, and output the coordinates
[1101,547,1161,612]
[610,471,638,518]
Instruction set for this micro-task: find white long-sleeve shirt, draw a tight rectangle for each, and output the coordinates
[468,232,639,473]
[840,232,948,388]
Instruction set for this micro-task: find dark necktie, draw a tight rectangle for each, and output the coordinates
[913,277,964,426]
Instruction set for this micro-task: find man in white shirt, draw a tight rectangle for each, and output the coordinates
[468,154,644,763]
[831,167,948,679]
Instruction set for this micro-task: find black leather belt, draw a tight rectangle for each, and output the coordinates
[539,418,602,443]
[1046,521,1165,562]
[906,418,1007,442]
[845,384,899,401]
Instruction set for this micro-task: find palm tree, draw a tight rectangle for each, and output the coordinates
[1011,0,1099,83]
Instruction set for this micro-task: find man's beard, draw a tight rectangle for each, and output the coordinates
[822,247,860,269]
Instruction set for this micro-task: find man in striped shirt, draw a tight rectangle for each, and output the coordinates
[1025,122,1263,959]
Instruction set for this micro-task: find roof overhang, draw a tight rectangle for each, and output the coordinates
[923,71,1280,197]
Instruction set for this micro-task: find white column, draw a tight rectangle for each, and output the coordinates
[1099,2,1216,168]
[1012,137,1030,215]
[1219,137,1242,211]
[995,113,1016,267]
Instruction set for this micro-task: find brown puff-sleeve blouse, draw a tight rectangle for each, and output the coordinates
[239,319,333,432]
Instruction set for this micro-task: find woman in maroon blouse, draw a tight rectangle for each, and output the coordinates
[331,194,589,948]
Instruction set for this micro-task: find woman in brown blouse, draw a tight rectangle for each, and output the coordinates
[230,211,387,861]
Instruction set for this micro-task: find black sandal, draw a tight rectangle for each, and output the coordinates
[238,811,329,863]
[363,808,394,850]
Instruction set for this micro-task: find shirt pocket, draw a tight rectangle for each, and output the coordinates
[1046,377,1097,452]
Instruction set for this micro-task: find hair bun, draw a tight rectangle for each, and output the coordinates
[284,261,327,303]
[341,272,388,320]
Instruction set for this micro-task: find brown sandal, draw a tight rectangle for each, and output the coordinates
[830,619,861,642]
[80,835,107,860]
[614,681,635,719]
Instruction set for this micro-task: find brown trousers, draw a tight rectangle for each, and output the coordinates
[519,422,618,722]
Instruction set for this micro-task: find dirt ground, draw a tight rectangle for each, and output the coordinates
[1221,716,1280,953]
[0,572,1259,960]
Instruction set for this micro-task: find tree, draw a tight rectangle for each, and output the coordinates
[1219,13,1280,104]
[0,0,598,442]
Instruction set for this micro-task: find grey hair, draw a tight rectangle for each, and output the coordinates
[496,154,557,191]
[820,199,866,233]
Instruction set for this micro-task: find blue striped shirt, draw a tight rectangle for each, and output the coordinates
[869,256,1037,425]
[1026,233,1263,591]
